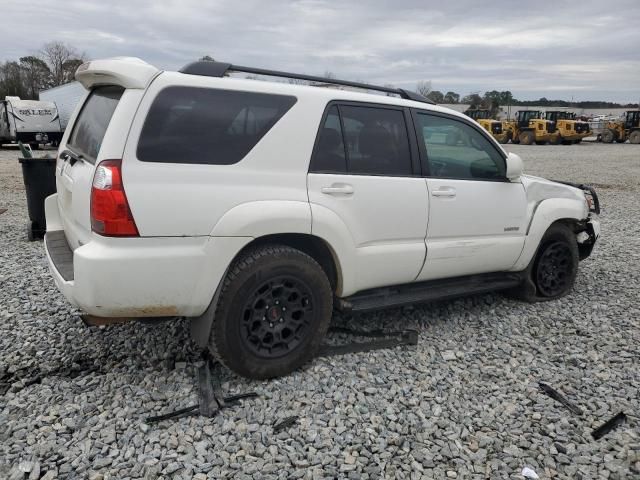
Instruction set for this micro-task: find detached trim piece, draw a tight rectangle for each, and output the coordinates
[45,230,74,281]
[179,61,435,105]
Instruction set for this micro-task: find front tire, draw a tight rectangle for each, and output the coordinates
[601,129,615,143]
[629,130,640,144]
[519,131,535,145]
[209,245,333,379]
[509,224,579,302]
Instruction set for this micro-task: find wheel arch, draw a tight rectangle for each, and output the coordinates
[190,232,343,349]
[511,197,587,271]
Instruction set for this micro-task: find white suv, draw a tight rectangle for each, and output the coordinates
[44,57,600,379]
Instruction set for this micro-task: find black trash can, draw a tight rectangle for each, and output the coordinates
[19,156,57,241]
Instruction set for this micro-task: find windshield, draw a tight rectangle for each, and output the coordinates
[68,86,123,163]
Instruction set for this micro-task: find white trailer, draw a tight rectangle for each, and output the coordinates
[39,81,87,130]
[0,96,63,148]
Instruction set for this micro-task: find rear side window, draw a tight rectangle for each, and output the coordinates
[68,86,123,164]
[137,87,297,165]
[310,104,412,176]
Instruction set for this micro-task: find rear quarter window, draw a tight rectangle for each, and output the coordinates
[137,86,297,165]
[68,86,124,164]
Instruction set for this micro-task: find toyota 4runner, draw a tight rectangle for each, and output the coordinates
[44,57,600,379]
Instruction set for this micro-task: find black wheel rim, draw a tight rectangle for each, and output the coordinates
[240,276,314,359]
[536,241,572,296]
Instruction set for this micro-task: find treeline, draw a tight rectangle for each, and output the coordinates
[0,42,86,100]
[423,88,637,109]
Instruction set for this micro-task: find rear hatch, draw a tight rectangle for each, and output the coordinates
[55,57,160,249]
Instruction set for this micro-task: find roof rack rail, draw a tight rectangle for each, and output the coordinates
[179,61,435,105]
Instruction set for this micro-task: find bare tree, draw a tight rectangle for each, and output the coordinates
[0,61,28,98]
[40,42,87,86]
[19,56,52,99]
[323,70,336,79]
[416,80,432,97]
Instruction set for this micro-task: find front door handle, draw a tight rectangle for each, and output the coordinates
[431,187,456,198]
[321,184,354,195]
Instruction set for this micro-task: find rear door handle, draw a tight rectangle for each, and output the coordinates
[432,187,456,198]
[321,184,354,195]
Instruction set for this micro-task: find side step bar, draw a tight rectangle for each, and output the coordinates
[336,273,522,313]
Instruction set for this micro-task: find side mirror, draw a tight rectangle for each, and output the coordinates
[506,152,523,180]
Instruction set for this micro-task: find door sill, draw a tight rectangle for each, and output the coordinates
[336,272,522,312]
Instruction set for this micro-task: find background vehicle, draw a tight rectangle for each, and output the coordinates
[599,111,640,144]
[44,58,600,379]
[39,81,87,131]
[464,108,509,143]
[544,111,591,144]
[504,110,560,145]
[0,96,62,148]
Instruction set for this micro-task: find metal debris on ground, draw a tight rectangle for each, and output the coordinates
[273,415,299,433]
[145,356,257,424]
[538,381,583,416]
[0,208,7,215]
[592,412,627,440]
[317,326,419,358]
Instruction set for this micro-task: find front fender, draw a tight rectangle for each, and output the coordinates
[511,197,587,271]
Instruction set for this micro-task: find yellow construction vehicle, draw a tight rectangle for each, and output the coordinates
[464,108,509,143]
[599,111,640,144]
[504,110,561,145]
[544,111,592,144]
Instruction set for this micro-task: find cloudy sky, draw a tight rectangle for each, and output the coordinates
[2,0,639,102]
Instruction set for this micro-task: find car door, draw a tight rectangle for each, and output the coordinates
[307,103,428,295]
[413,110,527,282]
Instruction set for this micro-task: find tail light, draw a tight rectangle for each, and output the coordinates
[90,159,139,236]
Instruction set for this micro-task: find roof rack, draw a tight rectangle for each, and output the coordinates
[179,61,435,105]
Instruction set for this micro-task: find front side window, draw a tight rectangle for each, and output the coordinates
[137,87,296,165]
[310,104,412,176]
[416,113,506,180]
[68,86,123,163]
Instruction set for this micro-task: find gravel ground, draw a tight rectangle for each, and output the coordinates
[1,143,639,479]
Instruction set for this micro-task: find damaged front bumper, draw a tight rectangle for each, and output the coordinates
[552,180,601,260]
[577,217,600,260]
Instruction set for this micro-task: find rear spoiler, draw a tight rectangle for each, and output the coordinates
[75,57,161,90]
[553,180,600,214]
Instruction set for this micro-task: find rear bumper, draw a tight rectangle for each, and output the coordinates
[44,194,251,318]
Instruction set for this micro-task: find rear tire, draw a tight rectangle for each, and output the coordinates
[601,129,615,143]
[508,224,579,302]
[209,245,333,379]
[629,130,640,144]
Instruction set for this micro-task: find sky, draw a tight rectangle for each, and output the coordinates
[2,0,639,103]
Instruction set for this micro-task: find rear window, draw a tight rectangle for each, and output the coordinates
[68,86,123,164]
[137,86,297,165]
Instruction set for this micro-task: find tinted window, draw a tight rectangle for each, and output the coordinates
[137,87,296,165]
[310,106,347,173]
[68,86,123,163]
[416,113,506,180]
[340,105,411,176]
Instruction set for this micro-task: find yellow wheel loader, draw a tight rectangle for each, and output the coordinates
[464,108,509,144]
[599,111,640,144]
[544,111,592,144]
[504,111,560,145]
